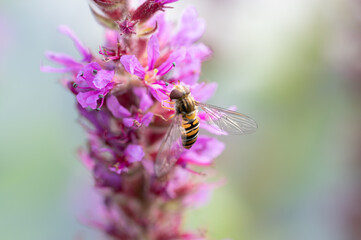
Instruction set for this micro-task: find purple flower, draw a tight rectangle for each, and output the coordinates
[120,34,186,102]
[41,25,92,74]
[106,94,131,118]
[43,3,227,240]
[58,25,92,62]
[41,51,84,74]
[123,112,154,128]
[180,136,225,166]
[172,43,212,85]
[133,87,153,111]
[106,93,154,128]
[125,144,145,163]
[74,62,114,109]
[146,7,211,85]
[172,7,206,47]
[191,82,217,102]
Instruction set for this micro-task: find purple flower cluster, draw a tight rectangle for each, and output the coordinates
[43,1,225,239]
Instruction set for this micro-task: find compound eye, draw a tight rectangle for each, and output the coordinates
[170,89,183,99]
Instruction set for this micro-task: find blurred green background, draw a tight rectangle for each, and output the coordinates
[1,0,360,239]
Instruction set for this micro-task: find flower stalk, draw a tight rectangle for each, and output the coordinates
[42,1,225,239]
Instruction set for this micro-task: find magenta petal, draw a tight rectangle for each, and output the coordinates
[147,35,160,70]
[77,149,95,170]
[181,136,225,165]
[141,112,154,127]
[191,82,217,102]
[77,91,100,109]
[45,51,83,68]
[133,87,153,111]
[157,47,186,76]
[189,43,212,60]
[120,55,146,79]
[149,86,168,103]
[123,118,135,127]
[125,144,145,163]
[83,62,102,85]
[151,13,170,45]
[183,184,212,208]
[58,25,92,62]
[104,30,119,48]
[172,7,206,47]
[106,95,131,118]
[93,70,114,89]
[41,52,83,74]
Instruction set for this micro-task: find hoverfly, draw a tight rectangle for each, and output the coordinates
[154,84,257,178]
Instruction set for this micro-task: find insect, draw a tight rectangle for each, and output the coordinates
[154,84,258,178]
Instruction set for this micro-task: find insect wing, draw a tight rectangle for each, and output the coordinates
[154,114,184,178]
[196,102,257,135]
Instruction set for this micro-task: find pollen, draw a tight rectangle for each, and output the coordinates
[144,73,150,82]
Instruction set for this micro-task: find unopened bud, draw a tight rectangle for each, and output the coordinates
[116,19,138,35]
[132,0,177,23]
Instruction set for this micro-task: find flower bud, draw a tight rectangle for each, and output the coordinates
[131,0,178,23]
[116,19,138,35]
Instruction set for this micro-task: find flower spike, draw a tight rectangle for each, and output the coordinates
[42,2,229,239]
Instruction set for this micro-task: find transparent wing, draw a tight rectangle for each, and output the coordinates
[154,114,184,178]
[196,102,258,135]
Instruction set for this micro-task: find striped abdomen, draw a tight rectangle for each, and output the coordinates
[181,111,200,149]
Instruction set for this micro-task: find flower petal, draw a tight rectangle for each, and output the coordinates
[150,13,170,46]
[77,149,95,170]
[157,47,186,76]
[77,91,101,109]
[172,7,206,47]
[133,87,153,111]
[76,62,102,89]
[84,62,102,83]
[123,118,135,127]
[58,25,92,62]
[180,136,225,166]
[149,85,169,103]
[120,55,146,79]
[45,51,83,68]
[93,70,114,89]
[141,112,154,126]
[106,95,131,118]
[191,82,217,102]
[171,43,211,85]
[147,35,160,70]
[125,144,145,163]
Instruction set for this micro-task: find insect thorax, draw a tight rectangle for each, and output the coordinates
[175,94,197,115]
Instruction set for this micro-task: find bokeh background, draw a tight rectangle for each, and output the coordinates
[1,0,361,239]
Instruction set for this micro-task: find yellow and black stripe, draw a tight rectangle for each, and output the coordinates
[181,113,200,149]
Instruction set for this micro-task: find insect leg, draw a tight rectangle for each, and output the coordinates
[154,113,175,121]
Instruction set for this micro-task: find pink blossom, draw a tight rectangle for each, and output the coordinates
[43,2,229,240]
[74,62,114,109]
